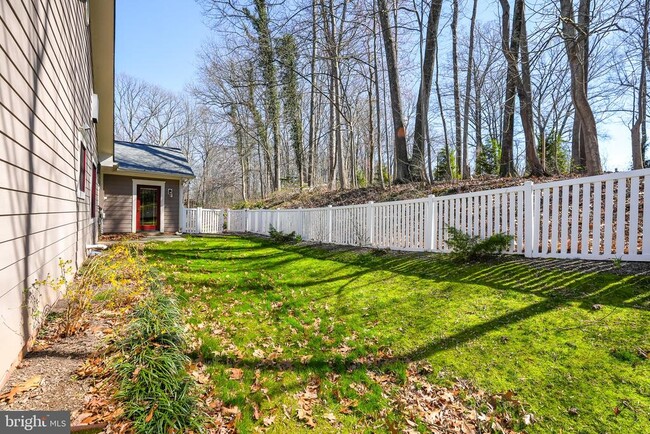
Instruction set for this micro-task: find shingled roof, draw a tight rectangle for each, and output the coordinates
[114,141,195,178]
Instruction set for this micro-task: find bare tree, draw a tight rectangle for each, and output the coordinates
[377,0,410,183]
[412,0,443,181]
[558,0,602,175]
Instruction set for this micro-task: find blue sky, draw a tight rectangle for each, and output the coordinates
[115,0,212,92]
[115,0,631,171]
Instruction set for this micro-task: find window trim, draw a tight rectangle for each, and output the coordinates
[77,137,87,200]
[91,163,97,218]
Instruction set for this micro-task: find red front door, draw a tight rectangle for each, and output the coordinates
[136,185,161,231]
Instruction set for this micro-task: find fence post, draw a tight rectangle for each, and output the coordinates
[226,209,231,232]
[196,207,203,234]
[524,181,535,258]
[298,207,303,236]
[180,204,186,233]
[366,202,375,246]
[245,209,250,233]
[327,205,333,243]
[424,195,435,251]
[275,208,281,232]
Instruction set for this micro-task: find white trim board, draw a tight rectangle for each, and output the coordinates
[132,179,166,233]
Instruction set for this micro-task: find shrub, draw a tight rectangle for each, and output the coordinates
[446,226,513,261]
[269,224,302,243]
[114,288,203,433]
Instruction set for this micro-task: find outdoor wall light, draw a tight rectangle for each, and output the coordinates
[168,188,173,198]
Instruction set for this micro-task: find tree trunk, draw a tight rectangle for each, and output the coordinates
[372,8,386,188]
[368,67,375,183]
[377,0,410,183]
[473,66,483,167]
[632,0,649,170]
[412,0,443,181]
[516,0,545,176]
[560,0,601,175]
[435,43,452,179]
[461,0,478,179]
[499,0,518,177]
[451,0,462,178]
[307,0,318,186]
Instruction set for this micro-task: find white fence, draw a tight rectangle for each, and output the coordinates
[226,169,650,262]
[183,207,224,234]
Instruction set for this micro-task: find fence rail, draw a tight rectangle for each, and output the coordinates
[189,169,650,262]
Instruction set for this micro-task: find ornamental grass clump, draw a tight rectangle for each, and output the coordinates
[114,285,203,433]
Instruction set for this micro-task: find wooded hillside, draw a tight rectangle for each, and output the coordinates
[114,0,650,208]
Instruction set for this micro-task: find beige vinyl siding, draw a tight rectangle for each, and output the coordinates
[102,174,133,234]
[165,179,180,233]
[103,175,181,233]
[0,0,97,385]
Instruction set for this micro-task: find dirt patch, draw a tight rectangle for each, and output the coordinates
[0,302,115,417]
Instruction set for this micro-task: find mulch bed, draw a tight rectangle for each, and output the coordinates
[0,301,124,432]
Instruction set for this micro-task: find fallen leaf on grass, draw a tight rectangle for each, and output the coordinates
[0,375,42,403]
[263,415,276,426]
[228,368,244,380]
[145,403,158,423]
[567,407,579,416]
[323,412,337,423]
[300,355,313,364]
[338,398,358,414]
[297,408,316,428]
[253,349,265,359]
[223,406,241,416]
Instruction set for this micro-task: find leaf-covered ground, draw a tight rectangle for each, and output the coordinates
[146,235,650,433]
[236,174,581,210]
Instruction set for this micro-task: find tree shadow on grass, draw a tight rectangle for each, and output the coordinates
[205,297,562,376]
[270,242,650,312]
[150,236,649,398]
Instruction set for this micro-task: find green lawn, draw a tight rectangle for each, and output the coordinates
[146,235,649,433]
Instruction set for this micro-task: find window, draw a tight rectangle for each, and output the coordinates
[79,145,86,193]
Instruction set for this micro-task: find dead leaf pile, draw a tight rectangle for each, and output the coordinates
[385,363,534,434]
[197,385,241,433]
[295,377,321,428]
[76,357,107,379]
[72,378,128,433]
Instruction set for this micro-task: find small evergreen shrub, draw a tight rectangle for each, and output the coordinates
[446,226,514,261]
[269,224,302,243]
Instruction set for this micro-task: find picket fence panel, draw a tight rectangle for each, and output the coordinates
[183,208,223,234]
[217,169,650,262]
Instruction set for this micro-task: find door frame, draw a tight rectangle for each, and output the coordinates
[136,185,161,231]
[132,179,165,232]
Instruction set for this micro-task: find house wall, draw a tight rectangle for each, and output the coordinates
[0,0,99,386]
[102,174,180,233]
